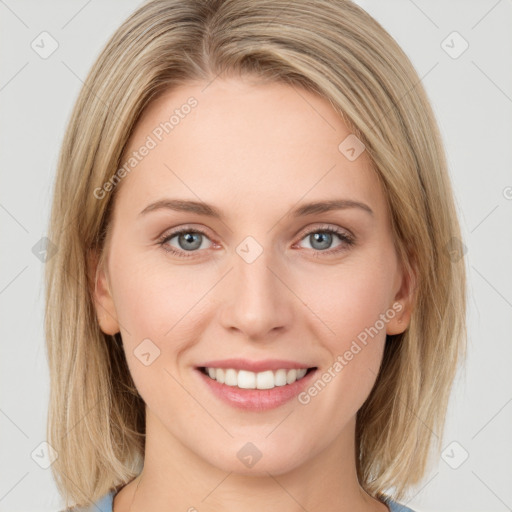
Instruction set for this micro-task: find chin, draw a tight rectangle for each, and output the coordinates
[200,436,313,477]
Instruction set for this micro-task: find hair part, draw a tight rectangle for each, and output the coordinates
[45,0,466,507]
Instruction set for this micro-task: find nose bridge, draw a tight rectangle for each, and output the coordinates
[219,236,293,339]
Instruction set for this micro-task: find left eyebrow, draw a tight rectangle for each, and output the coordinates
[291,199,373,217]
[137,198,374,220]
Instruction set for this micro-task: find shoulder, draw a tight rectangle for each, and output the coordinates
[383,497,417,512]
[59,489,115,512]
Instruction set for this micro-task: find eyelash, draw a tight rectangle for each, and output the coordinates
[157,225,355,259]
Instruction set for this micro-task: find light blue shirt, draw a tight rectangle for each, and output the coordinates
[67,489,417,511]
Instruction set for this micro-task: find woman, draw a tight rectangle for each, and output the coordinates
[45,1,467,511]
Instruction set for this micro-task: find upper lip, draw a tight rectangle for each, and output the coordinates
[198,358,316,373]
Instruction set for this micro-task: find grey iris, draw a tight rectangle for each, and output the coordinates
[310,232,332,250]
[179,232,202,251]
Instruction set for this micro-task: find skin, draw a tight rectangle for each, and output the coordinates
[90,76,414,512]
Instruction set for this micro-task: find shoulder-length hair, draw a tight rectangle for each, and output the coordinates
[45,0,466,507]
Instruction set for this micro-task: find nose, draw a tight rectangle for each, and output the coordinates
[218,243,294,342]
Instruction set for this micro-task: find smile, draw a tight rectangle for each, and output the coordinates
[199,366,314,389]
[195,360,318,411]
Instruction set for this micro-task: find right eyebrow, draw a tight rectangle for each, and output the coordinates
[138,199,223,219]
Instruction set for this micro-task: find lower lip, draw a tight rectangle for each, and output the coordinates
[196,368,317,411]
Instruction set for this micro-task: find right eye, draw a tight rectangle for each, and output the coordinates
[158,227,215,258]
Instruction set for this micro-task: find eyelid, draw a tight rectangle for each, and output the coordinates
[158,222,353,243]
[157,224,217,250]
[295,222,354,241]
[157,224,214,241]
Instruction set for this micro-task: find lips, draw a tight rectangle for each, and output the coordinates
[194,368,317,412]
[195,358,318,410]
[198,358,313,372]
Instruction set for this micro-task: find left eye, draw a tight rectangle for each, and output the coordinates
[297,228,352,252]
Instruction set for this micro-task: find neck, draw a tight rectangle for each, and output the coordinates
[115,409,387,512]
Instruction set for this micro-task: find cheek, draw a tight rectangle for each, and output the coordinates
[108,243,204,339]
[297,252,395,413]
[308,258,395,350]
[108,257,193,411]
[319,277,387,376]
[107,249,214,391]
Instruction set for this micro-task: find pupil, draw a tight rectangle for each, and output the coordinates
[312,232,331,250]
[180,232,201,251]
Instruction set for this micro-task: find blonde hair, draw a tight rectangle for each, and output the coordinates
[45,0,466,507]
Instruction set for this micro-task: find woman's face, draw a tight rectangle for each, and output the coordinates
[92,76,412,476]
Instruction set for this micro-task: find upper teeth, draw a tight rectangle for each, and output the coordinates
[205,367,308,389]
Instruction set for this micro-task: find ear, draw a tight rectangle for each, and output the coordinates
[386,257,417,336]
[87,249,120,335]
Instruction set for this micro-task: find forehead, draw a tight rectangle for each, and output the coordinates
[113,77,386,222]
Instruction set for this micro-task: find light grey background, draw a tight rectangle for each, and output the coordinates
[1,1,511,511]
